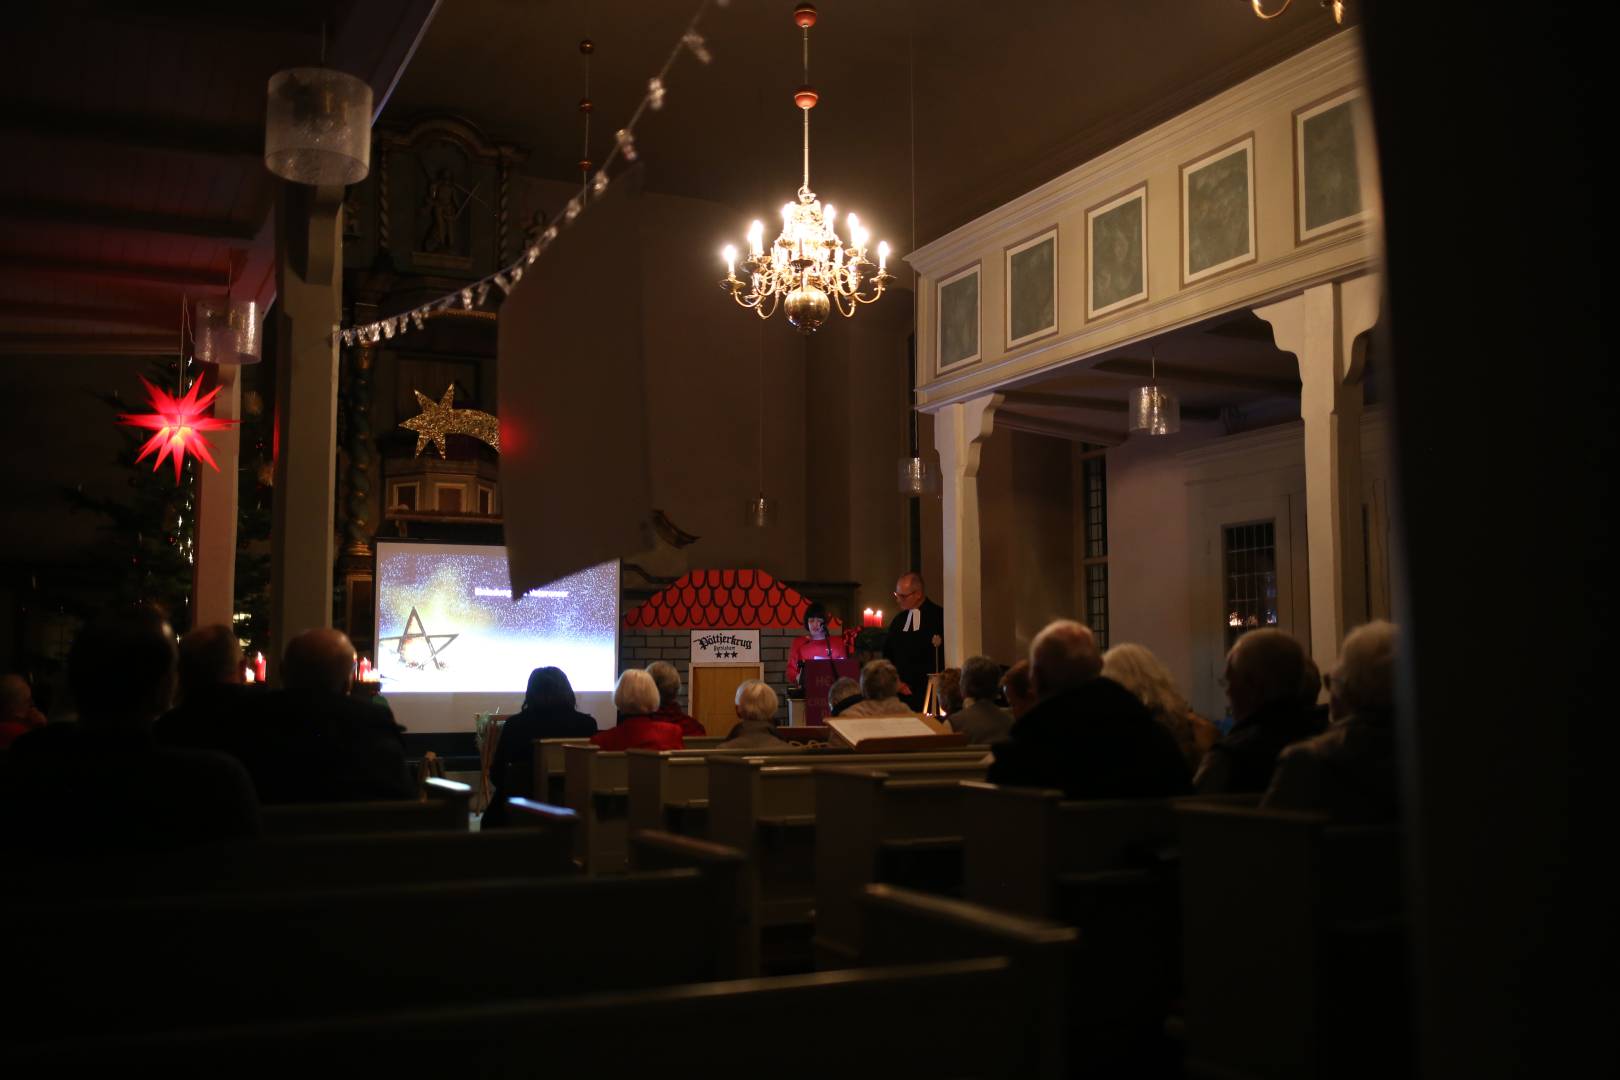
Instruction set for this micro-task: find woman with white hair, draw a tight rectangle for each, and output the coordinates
[721,680,796,751]
[1262,620,1399,822]
[1102,643,1217,774]
[589,668,685,751]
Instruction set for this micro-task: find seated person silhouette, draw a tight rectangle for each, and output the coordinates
[1,606,259,862]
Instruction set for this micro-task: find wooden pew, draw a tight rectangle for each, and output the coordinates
[628,746,739,840]
[629,828,749,980]
[564,742,632,873]
[626,744,813,841]
[707,750,989,974]
[8,956,1056,1078]
[534,735,723,808]
[855,882,1073,1079]
[962,781,1260,918]
[4,867,742,1047]
[532,737,593,805]
[260,777,472,837]
[812,760,990,967]
[1177,803,1407,1080]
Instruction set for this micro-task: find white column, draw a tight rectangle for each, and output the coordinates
[268,182,345,679]
[1256,273,1382,664]
[191,363,241,628]
[933,392,1002,666]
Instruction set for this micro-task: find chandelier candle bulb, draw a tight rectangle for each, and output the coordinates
[723,245,738,276]
[878,241,889,270]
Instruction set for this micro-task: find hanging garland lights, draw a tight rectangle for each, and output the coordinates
[337,0,726,347]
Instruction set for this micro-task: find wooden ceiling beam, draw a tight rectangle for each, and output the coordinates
[1091,357,1300,395]
[1003,388,1223,422]
[0,333,176,356]
[0,107,263,160]
[994,410,1125,447]
[0,299,173,329]
[0,199,257,242]
[0,255,231,290]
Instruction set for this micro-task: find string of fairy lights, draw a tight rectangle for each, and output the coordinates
[337,0,724,348]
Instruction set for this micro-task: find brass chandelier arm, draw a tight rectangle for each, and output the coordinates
[1250,0,1294,18]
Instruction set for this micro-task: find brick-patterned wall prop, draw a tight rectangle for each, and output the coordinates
[620,569,812,724]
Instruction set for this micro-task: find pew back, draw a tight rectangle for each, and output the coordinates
[260,778,472,837]
[11,958,1051,1078]
[564,743,629,873]
[814,761,990,966]
[962,782,1260,917]
[1177,803,1407,1080]
[535,737,593,805]
[5,868,740,1045]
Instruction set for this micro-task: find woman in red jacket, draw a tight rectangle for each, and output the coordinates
[786,603,851,686]
[591,668,685,751]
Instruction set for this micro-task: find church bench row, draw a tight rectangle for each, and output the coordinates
[567,743,988,876]
[259,776,473,836]
[625,742,981,843]
[962,782,1262,918]
[523,734,725,805]
[4,864,742,1046]
[812,761,993,966]
[1177,803,1408,1080]
[3,806,577,902]
[9,880,1071,1078]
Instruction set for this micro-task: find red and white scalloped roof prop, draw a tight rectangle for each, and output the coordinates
[624,569,810,630]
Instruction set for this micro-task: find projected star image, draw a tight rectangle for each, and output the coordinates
[378,607,459,671]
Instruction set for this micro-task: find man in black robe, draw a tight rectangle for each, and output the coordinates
[882,571,943,711]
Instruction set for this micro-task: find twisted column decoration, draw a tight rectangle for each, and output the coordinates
[343,342,376,555]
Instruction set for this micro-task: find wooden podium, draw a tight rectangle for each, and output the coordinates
[794,657,861,726]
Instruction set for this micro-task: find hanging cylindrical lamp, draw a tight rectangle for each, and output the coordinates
[897,455,938,495]
[1129,386,1182,436]
[1128,347,1181,436]
[264,68,373,186]
[193,298,262,365]
[747,494,775,528]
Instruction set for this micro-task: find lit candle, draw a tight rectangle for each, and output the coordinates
[254,652,266,683]
[358,656,372,683]
[243,666,255,684]
[876,609,883,626]
[862,607,875,627]
[747,220,764,255]
[878,240,890,271]
[722,244,737,277]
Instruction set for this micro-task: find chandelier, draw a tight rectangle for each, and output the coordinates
[720,4,891,334]
[1248,0,1346,24]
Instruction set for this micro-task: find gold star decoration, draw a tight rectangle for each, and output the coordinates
[399,385,501,458]
[377,607,459,670]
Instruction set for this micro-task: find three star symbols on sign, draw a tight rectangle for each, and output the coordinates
[377,607,459,670]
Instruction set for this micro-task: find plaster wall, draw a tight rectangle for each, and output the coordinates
[1108,409,1392,721]
[805,289,914,620]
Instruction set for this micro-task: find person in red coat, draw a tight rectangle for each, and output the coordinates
[646,661,705,737]
[591,668,685,751]
[786,602,852,686]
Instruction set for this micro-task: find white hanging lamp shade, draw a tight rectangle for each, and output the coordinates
[264,68,373,186]
[193,298,262,365]
[1129,385,1181,436]
[897,455,938,495]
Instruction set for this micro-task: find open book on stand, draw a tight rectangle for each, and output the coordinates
[824,715,969,752]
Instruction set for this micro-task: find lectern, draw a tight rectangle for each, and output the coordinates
[791,657,861,726]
